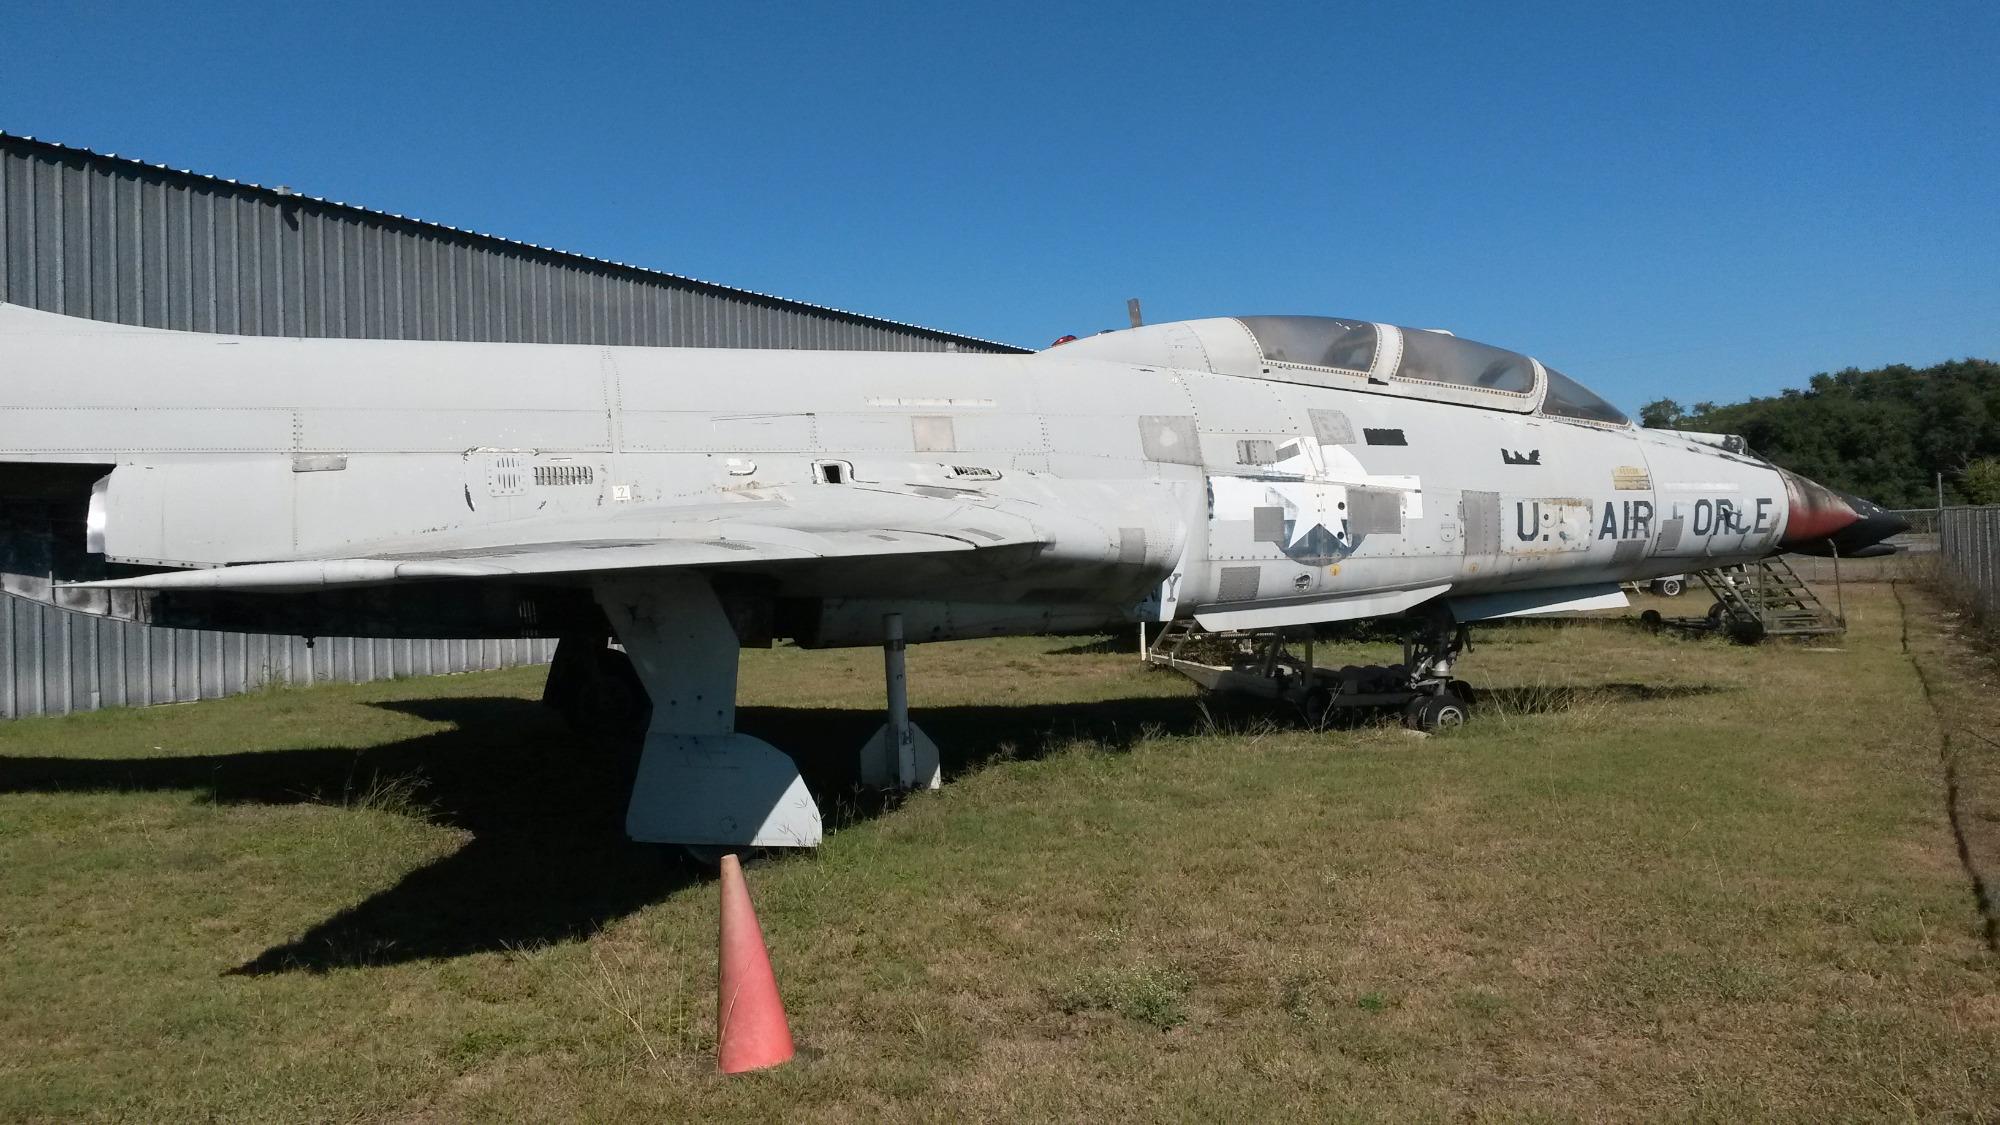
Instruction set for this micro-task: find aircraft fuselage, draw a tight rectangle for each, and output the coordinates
[0,306,1794,643]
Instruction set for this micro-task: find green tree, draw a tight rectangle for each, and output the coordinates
[1962,458,2000,506]
[1638,398,1684,428]
[1666,358,2000,508]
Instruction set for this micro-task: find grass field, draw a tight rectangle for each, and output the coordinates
[1,584,1996,1121]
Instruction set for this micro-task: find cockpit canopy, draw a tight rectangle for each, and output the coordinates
[1393,324,1537,396]
[1539,366,1628,425]
[1233,316,1379,374]
[1054,315,1629,426]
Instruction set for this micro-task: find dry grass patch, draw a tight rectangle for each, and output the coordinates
[0,585,1995,1121]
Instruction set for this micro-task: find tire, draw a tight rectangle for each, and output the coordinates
[1727,619,1767,645]
[1404,692,1469,732]
[1639,609,1664,631]
[1655,578,1686,597]
[1706,602,1727,627]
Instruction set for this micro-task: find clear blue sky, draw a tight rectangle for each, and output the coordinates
[3,1,1994,413]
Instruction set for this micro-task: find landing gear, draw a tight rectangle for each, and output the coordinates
[1401,609,1469,692]
[1396,610,1473,732]
[1404,692,1469,732]
[1146,606,1480,731]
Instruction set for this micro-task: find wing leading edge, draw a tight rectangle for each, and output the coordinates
[68,485,1073,592]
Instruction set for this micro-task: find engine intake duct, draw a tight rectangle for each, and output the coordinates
[0,462,146,620]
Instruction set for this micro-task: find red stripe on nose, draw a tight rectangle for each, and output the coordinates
[1777,469,1860,547]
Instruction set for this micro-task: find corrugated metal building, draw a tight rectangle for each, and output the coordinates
[0,131,1026,719]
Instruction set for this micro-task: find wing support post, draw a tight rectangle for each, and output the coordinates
[858,613,941,791]
[596,573,822,848]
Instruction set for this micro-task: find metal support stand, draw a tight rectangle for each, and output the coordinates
[860,613,941,790]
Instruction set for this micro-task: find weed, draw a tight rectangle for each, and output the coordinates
[1057,964,1195,1030]
[546,939,690,1064]
[1276,959,1334,1023]
[339,769,434,818]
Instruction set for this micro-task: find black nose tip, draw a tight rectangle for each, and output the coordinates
[1829,499,1910,557]
[1777,468,1907,558]
[1795,491,1908,558]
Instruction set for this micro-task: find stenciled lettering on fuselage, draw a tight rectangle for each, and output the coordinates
[1679,495,1777,537]
[1507,495,1780,548]
[1505,498,1594,554]
[1595,499,1655,541]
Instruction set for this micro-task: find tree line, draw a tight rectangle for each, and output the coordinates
[1639,358,2000,510]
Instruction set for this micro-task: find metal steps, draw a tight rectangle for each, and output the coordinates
[1693,556,1845,640]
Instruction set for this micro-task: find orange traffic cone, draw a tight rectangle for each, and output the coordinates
[716,852,796,1074]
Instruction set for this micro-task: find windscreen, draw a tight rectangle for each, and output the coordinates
[1396,329,1536,394]
[1237,316,1378,373]
[1540,367,1630,425]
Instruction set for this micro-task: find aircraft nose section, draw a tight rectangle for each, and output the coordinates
[1777,468,1909,557]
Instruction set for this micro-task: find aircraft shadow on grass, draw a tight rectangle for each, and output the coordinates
[0,693,1201,975]
[0,680,1722,974]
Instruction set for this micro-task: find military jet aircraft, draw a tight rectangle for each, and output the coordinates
[0,305,1906,848]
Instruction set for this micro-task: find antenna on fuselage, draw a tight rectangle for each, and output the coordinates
[1127,298,1144,328]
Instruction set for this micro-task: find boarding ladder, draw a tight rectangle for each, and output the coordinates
[1693,556,1845,640]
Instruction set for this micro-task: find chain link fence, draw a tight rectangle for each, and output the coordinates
[1938,506,2000,627]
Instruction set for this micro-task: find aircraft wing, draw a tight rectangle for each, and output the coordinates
[71,485,1059,592]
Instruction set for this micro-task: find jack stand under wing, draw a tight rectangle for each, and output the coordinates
[858,612,941,790]
[597,574,822,848]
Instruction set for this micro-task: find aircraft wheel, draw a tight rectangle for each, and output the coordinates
[1726,618,1768,645]
[1639,609,1664,631]
[1404,692,1469,732]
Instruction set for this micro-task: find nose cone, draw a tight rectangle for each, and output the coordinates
[1777,468,1909,557]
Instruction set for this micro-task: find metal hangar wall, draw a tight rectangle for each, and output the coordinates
[0,131,1026,718]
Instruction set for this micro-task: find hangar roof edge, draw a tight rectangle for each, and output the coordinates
[0,130,1030,354]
